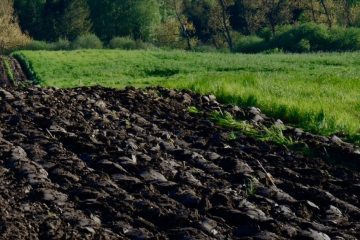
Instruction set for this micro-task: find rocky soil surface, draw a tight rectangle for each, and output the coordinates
[0,86,359,239]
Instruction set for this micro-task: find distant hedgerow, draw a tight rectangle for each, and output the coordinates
[234,23,360,53]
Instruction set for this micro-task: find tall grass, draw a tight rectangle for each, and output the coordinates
[13,49,360,143]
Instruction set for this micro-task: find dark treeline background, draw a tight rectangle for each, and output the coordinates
[5,0,360,52]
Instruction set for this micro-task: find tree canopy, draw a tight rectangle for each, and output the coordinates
[9,0,360,50]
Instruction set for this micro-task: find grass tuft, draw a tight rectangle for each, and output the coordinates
[210,111,294,146]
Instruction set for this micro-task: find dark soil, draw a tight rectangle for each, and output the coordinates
[0,86,359,239]
[8,57,28,84]
[0,58,11,87]
[0,57,28,87]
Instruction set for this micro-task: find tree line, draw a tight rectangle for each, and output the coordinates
[2,0,360,52]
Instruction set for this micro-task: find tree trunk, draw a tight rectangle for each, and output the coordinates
[310,0,317,22]
[173,0,192,50]
[344,0,352,27]
[218,0,233,51]
[319,0,332,28]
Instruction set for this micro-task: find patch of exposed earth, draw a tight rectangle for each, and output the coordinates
[0,86,359,239]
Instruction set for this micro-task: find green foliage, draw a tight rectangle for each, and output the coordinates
[234,35,269,53]
[14,49,360,143]
[54,38,71,50]
[87,0,160,41]
[193,45,219,53]
[109,37,156,50]
[270,23,330,52]
[232,23,360,53]
[71,34,103,49]
[11,0,360,51]
[61,0,92,41]
[19,39,71,51]
[109,37,138,50]
[109,37,137,50]
[14,0,45,40]
[23,41,53,51]
[328,27,360,51]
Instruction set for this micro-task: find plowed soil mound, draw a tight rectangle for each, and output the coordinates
[0,86,359,239]
[0,57,28,87]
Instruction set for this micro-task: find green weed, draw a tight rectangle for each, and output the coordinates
[210,111,294,146]
[188,106,202,115]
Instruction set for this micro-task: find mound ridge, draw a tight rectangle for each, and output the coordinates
[0,86,359,239]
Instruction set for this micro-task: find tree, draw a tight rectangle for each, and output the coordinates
[162,0,195,50]
[13,0,45,40]
[182,0,213,43]
[0,0,30,53]
[87,0,160,41]
[261,0,293,35]
[209,0,235,50]
[61,0,92,40]
[339,0,360,26]
[319,0,333,28]
[41,0,64,41]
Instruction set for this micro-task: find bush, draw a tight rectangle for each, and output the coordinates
[109,37,137,50]
[71,34,103,49]
[23,40,54,51]
[269,23,330,52]
[136,41,157,50]
[193,45,218,53]
[52,38,71,50]
[328,27,360,51]
[20,39,71,51]
[234,35,269,53]
[268,23,360,52]
[109,36,156,50]
[258,28,272,41]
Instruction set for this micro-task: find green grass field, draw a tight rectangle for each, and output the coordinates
[13,49,360,143]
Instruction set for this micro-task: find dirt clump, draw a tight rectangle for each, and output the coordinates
[0,86,359,239]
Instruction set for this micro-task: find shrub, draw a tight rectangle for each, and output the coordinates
[258,28,272,41]
[297,39,311,52]
[233,23,360,53]
[109,37,137,50]
[269,23,330,52]
[234,35,269,53]
[20,39,71,51]
[71,34,103,49]
[136,41,157,50]
[193,45,218,53]
[270,23,360,52]
[52,38,71,50]
[328,27,360,51]
[109,36,156,50]
[23,40,54,51]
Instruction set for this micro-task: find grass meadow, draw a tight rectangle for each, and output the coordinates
[13,50,360,143]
